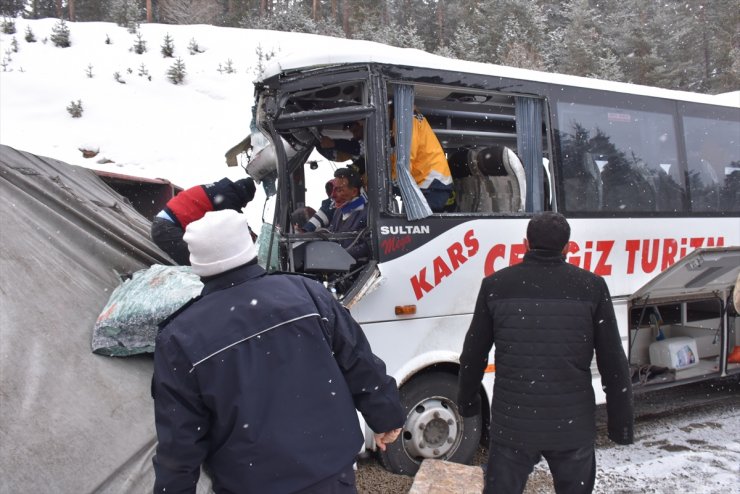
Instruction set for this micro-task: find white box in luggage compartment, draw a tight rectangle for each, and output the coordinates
[649,337,699,370]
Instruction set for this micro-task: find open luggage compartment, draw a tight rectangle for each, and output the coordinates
[628,247,740,389]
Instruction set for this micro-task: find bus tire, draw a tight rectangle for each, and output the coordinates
[378,371,482,476]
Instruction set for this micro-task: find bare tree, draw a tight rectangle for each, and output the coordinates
[342,0,350,36]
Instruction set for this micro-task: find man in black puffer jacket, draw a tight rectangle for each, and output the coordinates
[457,212,633,494]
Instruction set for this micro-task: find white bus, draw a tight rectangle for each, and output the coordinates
[226,41,740,475]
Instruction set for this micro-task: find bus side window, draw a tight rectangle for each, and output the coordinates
[557,102,684,213]
[683,115,740,213]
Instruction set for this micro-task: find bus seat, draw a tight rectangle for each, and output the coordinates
[448,148,476,212]
[474,145,526,212]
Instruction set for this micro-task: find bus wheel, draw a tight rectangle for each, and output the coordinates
[378,371,482,476]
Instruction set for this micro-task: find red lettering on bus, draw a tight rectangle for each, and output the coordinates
[594,240,614,276]
[625,239,640,274]
[447,242,466,270]
[661,238,678,270]
[641,239,660,273]
[690,237,704,249]
[509,243,526,266]
[411,230,481,300]
[410,268,434,300]
[566,241,581,268]
[433,256,453,285]
[464,229,479,256]
[484,244,506,277]
[706,237,724,247]
[381,235,412,255]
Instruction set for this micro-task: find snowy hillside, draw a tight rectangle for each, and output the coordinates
[0,18,348,226]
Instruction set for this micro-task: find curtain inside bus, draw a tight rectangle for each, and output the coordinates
[516,97,544,212]
[393,84,433,220]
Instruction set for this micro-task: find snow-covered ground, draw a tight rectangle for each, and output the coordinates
[2,19,738,494]
[0,17,346,227]
[590,381,739,494]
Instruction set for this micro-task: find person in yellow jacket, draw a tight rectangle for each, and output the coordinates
[392,110,454,212]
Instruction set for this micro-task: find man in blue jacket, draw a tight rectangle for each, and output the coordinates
[151,209,404,493]
[328,167,369,262]
[457,212,634,494]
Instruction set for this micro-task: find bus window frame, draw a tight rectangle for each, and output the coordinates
[379,79,553,218]
[678,101,740,216]
[550,85,690,218]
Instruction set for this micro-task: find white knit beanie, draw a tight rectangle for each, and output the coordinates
[183,210,257,277]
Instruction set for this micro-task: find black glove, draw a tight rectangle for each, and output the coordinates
[235,177,256,204]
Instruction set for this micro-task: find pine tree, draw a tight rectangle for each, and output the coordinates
[449,22,484,63]
[545,0,605,77]
[132,31,146,54]
[0,0,24,17]
[137,63,150,80]
[74,0,109,21]
[109,0,140,33]
[602,0,669,86]
[589,50,625,82]
[187,37,204,55]
[24,26,36,43]
[1,17,16,34]
[161,33,175,58]
[27,0,57,19]
[253,44,275,79]
[167,57,186,85]
[433,43,456,59]
[50,19,71,48]
[66,99,83,118]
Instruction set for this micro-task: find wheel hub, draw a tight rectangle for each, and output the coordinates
[402,397,462,459]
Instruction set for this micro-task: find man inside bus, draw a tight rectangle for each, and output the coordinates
[152,209,404,493]
[299,179,336,233]
[457,212,634,494]
[391,105,454,212]
[317,120,364,164]
[317,120,368,189]
[328,167,370,262]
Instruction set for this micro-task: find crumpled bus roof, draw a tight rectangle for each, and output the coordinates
[0,145,211,492]
[259,40,739,108]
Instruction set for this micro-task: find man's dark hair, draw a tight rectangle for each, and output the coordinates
[526,212,571,252]
[334,167,362,191]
